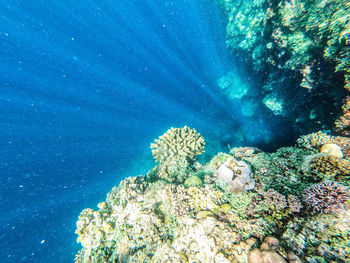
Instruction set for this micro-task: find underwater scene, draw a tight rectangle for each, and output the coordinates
[1,0,349,262]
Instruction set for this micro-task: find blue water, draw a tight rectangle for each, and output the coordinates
[0,1,294,262]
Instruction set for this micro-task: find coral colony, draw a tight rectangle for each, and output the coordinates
[75,1,350,262]
[75,127,350,262]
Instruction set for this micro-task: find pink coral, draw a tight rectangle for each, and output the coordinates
[302,181,349,214]
[287,195,302,213]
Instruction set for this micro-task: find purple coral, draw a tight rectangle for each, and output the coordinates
[287,195,302,213]
[302,181,349,214]
[263,189,287,211]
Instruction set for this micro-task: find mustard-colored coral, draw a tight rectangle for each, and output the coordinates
[297,131,350,158]
[150,126,205,163]
[308,155,350,182]
[320,143,343,159]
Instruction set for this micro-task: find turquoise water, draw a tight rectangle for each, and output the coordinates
[1,1,298,262]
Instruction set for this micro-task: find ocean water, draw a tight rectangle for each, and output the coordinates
[0,1,298,262]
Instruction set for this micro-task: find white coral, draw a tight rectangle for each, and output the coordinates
[216,158,255,193]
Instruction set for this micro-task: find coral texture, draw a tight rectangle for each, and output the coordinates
[304,154,350,182]
[297,131,350,158]
[215,158,255,193]
[150,126,205,163]
[75,130,350,262]
[335,96,350,136]
[150,126,205,183]
[302,180,349,214]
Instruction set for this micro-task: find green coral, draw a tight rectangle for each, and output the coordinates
[281,211,350,261]
[242,147,314,196]
[218,0,271,70]
[184,175,203,188]
[221,191,254,219]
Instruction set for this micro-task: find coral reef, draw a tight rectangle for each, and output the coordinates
[150,126,205,163]
[297,131,350,158]
[282,209,350,261]
[303,154,350,182]
[217,0,350,135]
[75,129,350,262]
[215,158,255,193]
[302,180,349,214]
[150,126,205,183]
[335,96,350,136]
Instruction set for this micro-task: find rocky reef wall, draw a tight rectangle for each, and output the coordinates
[217,0,350,136]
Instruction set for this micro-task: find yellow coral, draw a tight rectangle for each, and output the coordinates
[308,155,350,181]
[320,144,343,159]
[150,126,205,163]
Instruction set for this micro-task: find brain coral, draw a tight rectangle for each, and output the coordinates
[150,126,205,163]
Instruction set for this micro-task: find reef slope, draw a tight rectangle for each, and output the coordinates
[75,128,350,263]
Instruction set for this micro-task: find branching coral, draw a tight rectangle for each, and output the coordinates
[335,96,350,136]
[302,180,349,214]
[150,126,205,163]
[323,2,350,91]
[297,131,350,158]
[281,209,350,261]
[304,155,350,182]
[150,126,205,183]
[287,195,303,213]
[297,131,332,149]
[246,189,301,225]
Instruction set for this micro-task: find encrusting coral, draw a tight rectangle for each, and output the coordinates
[75,129,350,262]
